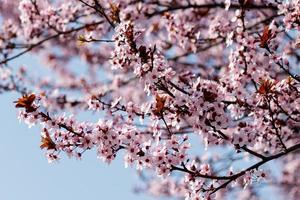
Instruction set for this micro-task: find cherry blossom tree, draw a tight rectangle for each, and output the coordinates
[1,0,300,199]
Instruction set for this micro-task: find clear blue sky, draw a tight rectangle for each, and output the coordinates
[0,92,156,200]
[0,54,156,200]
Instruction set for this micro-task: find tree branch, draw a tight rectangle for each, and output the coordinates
[210,143,300,195]
[0,21,104,65]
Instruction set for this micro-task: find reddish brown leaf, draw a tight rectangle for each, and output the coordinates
[153,95,167,116]
[110,3,120,23]
[40,130,56,150]
[257,79,276,95]
[14,94,36,112]
[260,26,272,48]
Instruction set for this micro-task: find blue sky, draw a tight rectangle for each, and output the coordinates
[0,93,156,200]
[0,51,157,200]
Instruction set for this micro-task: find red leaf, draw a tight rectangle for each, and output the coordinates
[260,26,272,48]
[40,129,56,150]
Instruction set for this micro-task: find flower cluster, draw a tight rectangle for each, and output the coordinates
[0,0,299,199]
